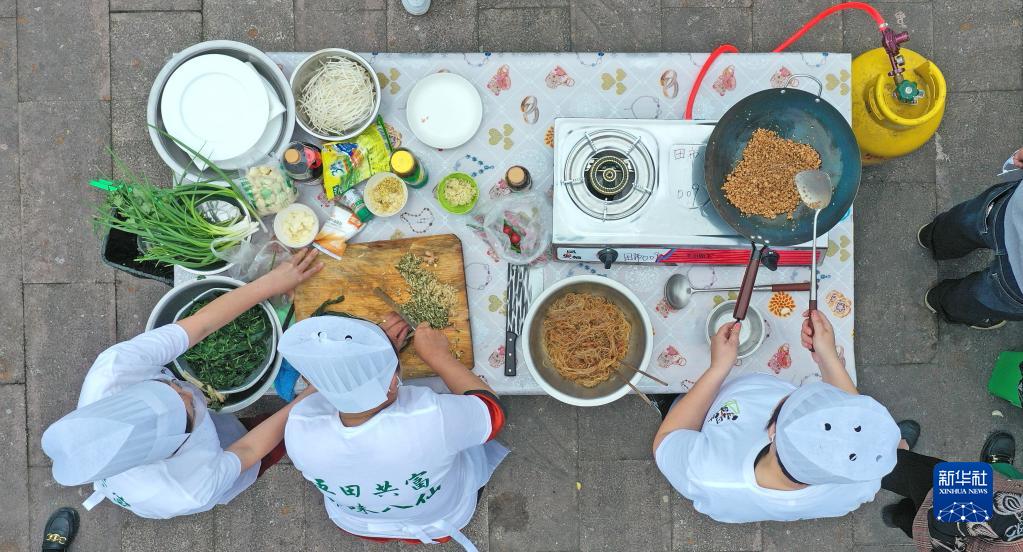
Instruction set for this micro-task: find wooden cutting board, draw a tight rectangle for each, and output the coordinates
[293,234,473,378]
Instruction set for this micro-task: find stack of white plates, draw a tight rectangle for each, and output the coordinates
[161,54,286,170]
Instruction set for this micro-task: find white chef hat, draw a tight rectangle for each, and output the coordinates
[775,382,900,485]
[278,316,398,413]
[42,380,189,486]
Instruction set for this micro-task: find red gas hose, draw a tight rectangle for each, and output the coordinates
[683,1,887,119]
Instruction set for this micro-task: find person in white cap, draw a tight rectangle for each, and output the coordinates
[280,314,507,551]
[652,310,904,523]
[41,248,324,519]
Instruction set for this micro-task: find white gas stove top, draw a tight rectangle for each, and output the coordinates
[552,118,825,268]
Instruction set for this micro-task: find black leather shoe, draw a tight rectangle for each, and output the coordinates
[981,431,1016,465]
[898,420,921,451]
[881,503,900,528]
[41,507,78,551]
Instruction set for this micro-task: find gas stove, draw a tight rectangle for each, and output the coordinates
[552,118,826,268]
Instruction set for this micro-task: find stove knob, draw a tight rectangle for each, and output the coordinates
[597,248,618,269]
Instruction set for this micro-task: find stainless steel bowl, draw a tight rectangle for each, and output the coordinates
[146,276,282,413]
[290,48,382,141]
[521,275,653,407]
[147,40,296,182]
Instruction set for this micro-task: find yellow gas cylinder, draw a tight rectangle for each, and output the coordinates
[851,47,946,165]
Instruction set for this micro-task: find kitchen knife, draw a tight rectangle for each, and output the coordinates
[373,287,417,330]
[505,264,529,377]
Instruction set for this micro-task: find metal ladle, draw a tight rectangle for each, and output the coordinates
[794,169,835,348]
[663,274,812,310]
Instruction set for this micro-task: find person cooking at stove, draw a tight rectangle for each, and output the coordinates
[919,147,1023,330]
[652,310,906,523]
[280,314,507,551]
[40,249,324,519]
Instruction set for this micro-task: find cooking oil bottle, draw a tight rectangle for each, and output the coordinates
[851,47,947,165]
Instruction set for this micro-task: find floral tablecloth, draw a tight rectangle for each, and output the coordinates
[176,51,856,394]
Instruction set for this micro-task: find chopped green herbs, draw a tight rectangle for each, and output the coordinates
[396,253,455,329]
[181,295,272,390]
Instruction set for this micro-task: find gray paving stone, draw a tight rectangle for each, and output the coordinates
[578,459,672,551]
[0,17,15,107]
[111,0,201,10]
[16,0,110,101]
[213,465,305,551]
[860,139,936,189]
[571,0,661,52]
[852,488,910,547]
[662,0,750,6]
[762,514,854,551]
[0,0,11,17]
[671,492,761,551]
[0,256,23,384]
[111,11,202,101]
[115,271,170,341]
[204,0,295,52]
[0,385,28,552]
[294,1,387,52]
[661,7,753,52]
[854,546,916,551]
[752,0,843,52]
[30,466,125,551]
[853,175,938,365]
[24,282,115,466]
[932,0,1023,93]
[842,2,932,57]
[578,395,660,460]
[480,8,570,52]
[112,98,175,187]
[934,91,1023,212]
[489,396,578,552]
[122,509,217,552]
[386,0,477,53]
[304,0,385,9]
[19,101,113,284]
[482,0,567,7]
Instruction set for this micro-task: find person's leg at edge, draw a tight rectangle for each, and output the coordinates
[921,183,1013,259]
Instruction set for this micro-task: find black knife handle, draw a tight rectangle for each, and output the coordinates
[505,331,518,376]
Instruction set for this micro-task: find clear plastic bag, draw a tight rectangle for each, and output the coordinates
[482,193,552,264]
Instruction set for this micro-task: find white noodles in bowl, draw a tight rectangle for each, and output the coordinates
[298,56,376,136]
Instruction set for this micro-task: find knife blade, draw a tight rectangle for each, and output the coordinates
[505,264,529,377]
[373,287,416,329]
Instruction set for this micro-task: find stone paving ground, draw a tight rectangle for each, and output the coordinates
[1,0,1022,551]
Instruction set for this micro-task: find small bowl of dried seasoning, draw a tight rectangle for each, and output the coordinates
[437,172,479,214]
[364,172,408,217]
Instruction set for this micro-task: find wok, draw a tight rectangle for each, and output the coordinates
[704,75,861,320]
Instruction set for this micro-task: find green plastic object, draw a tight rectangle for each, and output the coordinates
[436,172,479,215]
[988,351,1023,407]
[894,78,924,104]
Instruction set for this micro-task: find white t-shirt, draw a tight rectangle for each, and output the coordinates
[654,373,881,523]
[78,323,258,519]
[286,385,507,542]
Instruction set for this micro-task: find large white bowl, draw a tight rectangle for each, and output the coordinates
[147,40,296,182]
[521,275,653,407]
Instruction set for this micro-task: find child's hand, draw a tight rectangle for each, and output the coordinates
[801,310,839,362]
[259,248,324,297]
[413,324,452,365]
[710,321,740,370]
[380,312,412,350]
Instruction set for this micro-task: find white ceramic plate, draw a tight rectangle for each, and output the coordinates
[162,54,269,161]
[215,75,287,170]
[406,72,483,149]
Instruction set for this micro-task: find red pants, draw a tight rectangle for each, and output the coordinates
[238,414,287,478]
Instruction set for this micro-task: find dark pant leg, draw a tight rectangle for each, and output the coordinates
[882,449,944,507]
[890,498,918,539]
[923,182,1016,260]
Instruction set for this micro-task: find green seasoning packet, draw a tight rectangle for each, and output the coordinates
[321,116,395,201]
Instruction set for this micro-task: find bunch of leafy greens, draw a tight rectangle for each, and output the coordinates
[93,131,261,269]
[182,296,272,390]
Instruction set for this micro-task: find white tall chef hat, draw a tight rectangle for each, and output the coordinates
[775,382,900,485]
[41,380,189,486]
[278,316,398,413]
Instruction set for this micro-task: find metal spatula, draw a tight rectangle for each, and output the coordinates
[795,169,834,349]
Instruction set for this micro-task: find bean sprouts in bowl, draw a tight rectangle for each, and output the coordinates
[290,49,381,141]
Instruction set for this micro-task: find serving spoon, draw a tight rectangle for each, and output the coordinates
[794,170,834,349]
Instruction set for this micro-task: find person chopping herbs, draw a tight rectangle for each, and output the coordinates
[40,249,324,519]
[919,147,1023,329]
[279,314,507,551]
[652,310,904,523]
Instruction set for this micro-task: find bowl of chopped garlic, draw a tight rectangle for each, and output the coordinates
[273,203,320,248]
[364,172,408,217]
[436,172,479,214]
